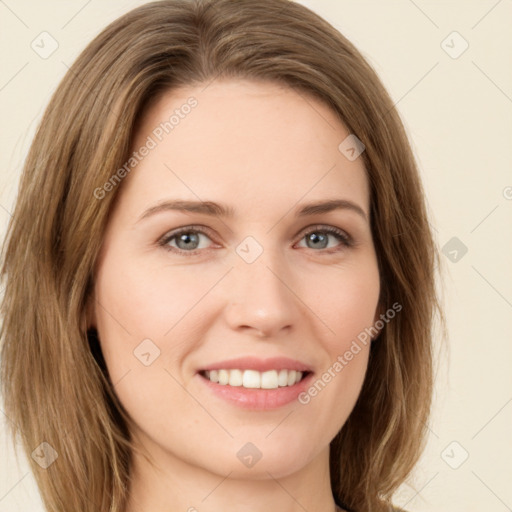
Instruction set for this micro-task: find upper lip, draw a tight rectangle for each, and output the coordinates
[198,356,313,373]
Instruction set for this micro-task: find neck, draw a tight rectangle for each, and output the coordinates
[125,434,337,512]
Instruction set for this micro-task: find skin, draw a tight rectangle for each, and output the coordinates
[89,79,382,512]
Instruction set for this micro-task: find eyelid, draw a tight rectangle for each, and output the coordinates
[158,223,354,254]
[158,224,218,248]
[295,224,353,247]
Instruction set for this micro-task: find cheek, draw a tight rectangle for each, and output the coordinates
[296,272,377,438]
[92,256,212,435]
[96,249,223,322]
[92,253,216,378]
[313,259,380,348]
[306,259,378,400]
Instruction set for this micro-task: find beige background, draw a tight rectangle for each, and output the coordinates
[1,1,511,510]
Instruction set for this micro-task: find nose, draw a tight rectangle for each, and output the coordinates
[223,250,301,338]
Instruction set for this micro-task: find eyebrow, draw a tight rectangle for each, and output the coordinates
[137,198,368,223]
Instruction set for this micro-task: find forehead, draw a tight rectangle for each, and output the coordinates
[120,79,369,218]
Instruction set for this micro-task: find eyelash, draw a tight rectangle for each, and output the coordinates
[157,224,353,256]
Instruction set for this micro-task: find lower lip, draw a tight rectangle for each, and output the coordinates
[197,372,314,410]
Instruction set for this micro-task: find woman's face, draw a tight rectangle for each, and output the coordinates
[91,79,381,479]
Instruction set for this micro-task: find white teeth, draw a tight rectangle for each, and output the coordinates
[278,369,288,387]
[243,370,260,388]
[204,369,305,389]
[261,370,278,389]
[218,369,229,385]
[229,369,243,387]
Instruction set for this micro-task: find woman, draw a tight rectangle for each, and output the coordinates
[0,1,443,511]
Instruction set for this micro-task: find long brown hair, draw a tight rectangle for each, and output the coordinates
[0,1,444,511]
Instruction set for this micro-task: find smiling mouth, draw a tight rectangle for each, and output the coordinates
[199,368,312,389]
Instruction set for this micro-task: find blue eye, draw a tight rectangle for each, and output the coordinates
[159,227,213,252]
[158,224,353,255]
[298,226,352,251]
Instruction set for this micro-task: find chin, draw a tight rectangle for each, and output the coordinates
[195,432,320,480]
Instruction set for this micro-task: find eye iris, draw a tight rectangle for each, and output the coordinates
[307,232,328,249]
[168,230,340,252]
[176,232,199,250]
